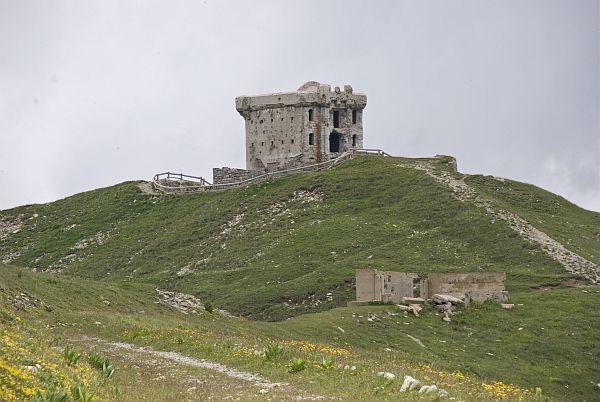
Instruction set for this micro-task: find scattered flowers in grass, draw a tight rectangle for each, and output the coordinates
[0,307,105,401]
[481,380,532,400]
[281,339,350,356]
[413,363,533,400]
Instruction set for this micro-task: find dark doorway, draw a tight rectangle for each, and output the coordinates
[333,110,340,128]
[329,132,340,153]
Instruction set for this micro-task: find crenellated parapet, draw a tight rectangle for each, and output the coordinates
[235,82,367,170]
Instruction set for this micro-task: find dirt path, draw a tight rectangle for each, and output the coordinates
[402,162,600,284]
[75,336,284,389]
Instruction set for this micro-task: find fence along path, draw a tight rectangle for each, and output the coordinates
[152,149,390,193]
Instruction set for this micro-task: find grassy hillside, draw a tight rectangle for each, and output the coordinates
[466,174,600,265]
[1,155,600,400]
[2,265,598,401]
[0,156,588,321]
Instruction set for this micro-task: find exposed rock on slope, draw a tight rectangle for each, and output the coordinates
[404,161,600,284]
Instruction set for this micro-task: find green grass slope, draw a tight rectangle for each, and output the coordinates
[1,156,597,321]
[2,265,599,401]
[466,174,600,265]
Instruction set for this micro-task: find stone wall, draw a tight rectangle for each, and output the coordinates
[355,269,418,304]
[424,272,507,302]
[355,268,378,302]
[212,167,263,185]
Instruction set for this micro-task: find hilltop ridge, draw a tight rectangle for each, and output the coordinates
[1,155,598,320]
[1,155,599,401]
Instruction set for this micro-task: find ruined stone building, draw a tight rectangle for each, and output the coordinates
[213,81,367,184]
[235,81,367,170]
[351,268,508,305]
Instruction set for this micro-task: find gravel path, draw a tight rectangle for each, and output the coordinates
[76,336,284,389]
[402,161,600,284]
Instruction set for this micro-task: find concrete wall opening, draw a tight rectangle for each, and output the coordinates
[308,109,313,122]
[352,134,357,147]
[333,111,340,128]
[329,132,340,153]
[308,133,314,145]
[352,110,357,124]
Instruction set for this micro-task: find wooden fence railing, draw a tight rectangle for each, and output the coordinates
[152,149,391,194]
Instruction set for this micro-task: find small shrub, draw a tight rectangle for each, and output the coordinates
[532,388,550,402]
[32,388,68,402]
[111,386,120,397]
[204,301,213,313]
[100,361,114,380]
[71,382,93,402]
[319,356,334,369]
[50,337,63,347]
[88,352,114,380]
[287,358,307,373]
[263,344,284,361]
[63,345,81,366]
[368,300,393,306]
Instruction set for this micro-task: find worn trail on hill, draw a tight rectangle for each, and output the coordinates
[403,162,600,284]
[74,336,284,389]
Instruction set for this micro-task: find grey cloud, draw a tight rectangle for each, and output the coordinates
[0,0,597,211]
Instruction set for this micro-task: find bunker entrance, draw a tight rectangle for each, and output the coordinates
[329,132,340,153]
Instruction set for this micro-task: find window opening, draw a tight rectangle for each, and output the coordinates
[329,132,340,152]
[333,111,339,128]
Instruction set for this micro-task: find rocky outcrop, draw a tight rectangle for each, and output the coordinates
[0,214,24,242]
[155,289,232,317]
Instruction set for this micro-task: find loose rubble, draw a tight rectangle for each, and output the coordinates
[9,292,52,312]
[71,229,112,250]
[0,214,24,242]
[155,288,232,317]
[430,293,468,321]
[395,296,425,317]
[400,375,419,392]
[377,372,396,381]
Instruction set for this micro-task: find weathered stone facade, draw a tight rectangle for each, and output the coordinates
[351,269,508,305]
[421,272,508,303]
[355,268,418,304]
[212,167,263,185]
[235,81,367,171]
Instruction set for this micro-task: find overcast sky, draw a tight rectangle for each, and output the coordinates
[0,0,598,211]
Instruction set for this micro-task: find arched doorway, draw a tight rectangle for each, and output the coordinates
[329,131,340,153]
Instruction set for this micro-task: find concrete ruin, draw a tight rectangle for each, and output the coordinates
[354,269,418,304]
[350,269,508,306]
[424,272,508,303]
[213,82,367,184]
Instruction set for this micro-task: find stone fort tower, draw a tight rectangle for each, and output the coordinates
[235,81,367,170]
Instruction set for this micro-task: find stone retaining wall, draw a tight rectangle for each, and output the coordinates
[212,167,263,185]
